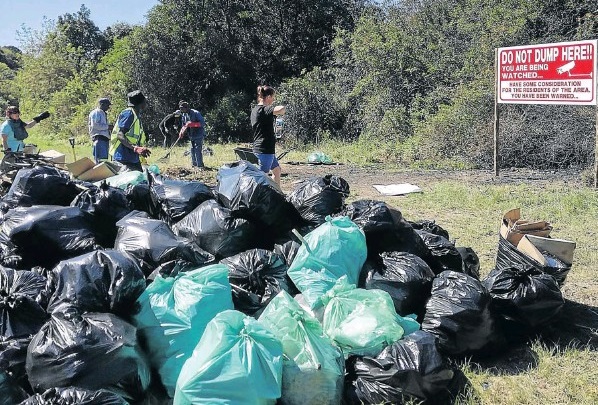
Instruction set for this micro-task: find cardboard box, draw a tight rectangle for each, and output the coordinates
[66,157,119,182]
[517,234,576,266]
[500,208,552,245]
[39,149,65,164]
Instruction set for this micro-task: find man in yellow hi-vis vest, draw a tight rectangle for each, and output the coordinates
[109,90,151,171]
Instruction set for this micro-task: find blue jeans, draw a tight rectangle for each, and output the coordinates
[190,137,204,167]
[92,136,109,163]
[255,153,280,173]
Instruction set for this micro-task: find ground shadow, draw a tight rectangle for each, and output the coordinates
[537,299,598,351]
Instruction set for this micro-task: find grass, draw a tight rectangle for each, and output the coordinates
[24,135,598,404]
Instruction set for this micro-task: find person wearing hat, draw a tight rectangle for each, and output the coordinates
[177,101,206,168]
[1,105,50,153]
[88,97,113,163]
[158,109,183,148]
[109,90,151,171]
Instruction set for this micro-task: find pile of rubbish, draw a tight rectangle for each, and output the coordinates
[0,161,574,404]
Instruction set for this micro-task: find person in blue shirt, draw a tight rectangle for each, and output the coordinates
[109,90,151,171]
[1,106,50,153]
[88,97,113,163]
[178,101,206,168]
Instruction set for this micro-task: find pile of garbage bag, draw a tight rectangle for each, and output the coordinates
[0,160,574,404]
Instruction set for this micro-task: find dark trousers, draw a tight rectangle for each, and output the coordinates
[190,137,204,167]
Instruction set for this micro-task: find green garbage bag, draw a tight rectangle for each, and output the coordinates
[132,264,234,397]
[97,170,146,189]
[174,310,283,405]
[259,291,344,405]
[287,216,367,309]
[321,277,420,357]
[307,151,333,164]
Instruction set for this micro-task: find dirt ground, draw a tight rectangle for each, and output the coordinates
[164,162,588,196]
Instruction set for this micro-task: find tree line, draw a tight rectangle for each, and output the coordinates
[1,0,596,168]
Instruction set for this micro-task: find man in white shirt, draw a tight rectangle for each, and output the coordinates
[88,98,113,163]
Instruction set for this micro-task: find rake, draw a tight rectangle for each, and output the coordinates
[157,135,183,162]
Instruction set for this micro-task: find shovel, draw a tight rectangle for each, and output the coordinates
[68,137,77,162]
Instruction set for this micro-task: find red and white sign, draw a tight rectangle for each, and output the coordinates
[497,40,597,105]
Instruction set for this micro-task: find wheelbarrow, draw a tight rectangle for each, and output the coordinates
[233,147,293,163]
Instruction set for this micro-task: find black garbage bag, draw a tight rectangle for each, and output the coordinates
[71,182,133,248]
[339,200,432,260]
[26,308,150,402]
[0,206,98,269]
[220,249,291,317]
[1,166,83,209]
[416,230,463,275]
[19,387,128,405]
[422,271,501,357]
[148,172,215,225]
[0,268,48,339]
[495,235,571,286]
[457,247,480,280]
[346,330,458,404]
[0,369,28,405]
[114,211,215,277]
[216,161,303,234]
[409,219,450,240]
[46,250,146,320]
[273,239,301,267]
[483,266,564,332]
[125,182,159,218]
[0,336,31,393]
[172,199,263,259]
[361,252,435,318]
[287,175,350,226]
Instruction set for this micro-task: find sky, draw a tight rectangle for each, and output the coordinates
[0,0,160,47]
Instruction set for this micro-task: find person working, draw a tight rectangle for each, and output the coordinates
[88,98,113,163]
[250,85,285,185]
[178,101,206,168]
[1,106,50,153]
[158,110,182,148]
[109,90,151,171]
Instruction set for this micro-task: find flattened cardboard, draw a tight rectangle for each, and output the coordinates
[66,157,118,182]
[39,149,65,164]
[525,234,576,265]
[500,208,552,245]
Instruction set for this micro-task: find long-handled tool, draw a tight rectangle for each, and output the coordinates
[158,134,183,162]
[68,137,77,162]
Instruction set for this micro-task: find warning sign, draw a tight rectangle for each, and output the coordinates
[497,40,597,105]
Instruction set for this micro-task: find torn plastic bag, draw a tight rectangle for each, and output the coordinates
[457,246,481,280]
[148,172,215,225]
[422,271,500,357]
[339,200,431,260]
[416,230,464,274]
[125,183,159,218]
[408,219,450,240]
[174,310,283,405]
[102,170,146,190]
[46,250,146,320]
[361,252,435,318]
[114,211,215,277]
[132,264,233,397]
[259,291,344,405]
[71,182,133,247]
[495,235,570,286]
[0,336,31,393]
[19,387,128,405]
[1,166,83,209]
[172,199,262,259]
[26,308,150,402]
[0,268,48,339]
[483,267,564,331]
[287,175,350,226]
[321,278,419,357]
[221,249,290,317]
[287,216,367,309]
[347,330,456,404]
[0,206,98,269]
[0,370,28,405]
[215,161,303,234]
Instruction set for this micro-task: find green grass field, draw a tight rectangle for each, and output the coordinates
[25,134,598,404]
